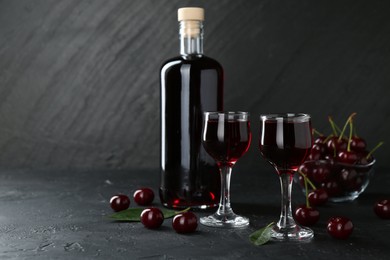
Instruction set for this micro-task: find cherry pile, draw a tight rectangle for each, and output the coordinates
[110,188,155,212]
[294,171,355,239]
[109,187,198,233]
[139,207,198,233]
[140,208,198,233]
[298,113,383,201]
[293,113,385,240]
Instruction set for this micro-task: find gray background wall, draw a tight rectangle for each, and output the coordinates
[0,0,389,172]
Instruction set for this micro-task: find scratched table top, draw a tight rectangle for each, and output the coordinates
[0,166,389,259]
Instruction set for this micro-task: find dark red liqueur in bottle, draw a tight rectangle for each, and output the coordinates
[159,7,223,209]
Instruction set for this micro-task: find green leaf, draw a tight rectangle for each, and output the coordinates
[108,207,190,222]
[163,207,190,218]
[249,222,274,246]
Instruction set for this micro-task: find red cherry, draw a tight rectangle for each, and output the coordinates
[314,136,326,144]
[338,168,361,191]
[326,157,343,174]
[337,150,359,164]
[357,152,374,165]
[320,180,343,197]
[311,163,331,183]
[326,137,347,153]
[141,208,164,229]
[374,199,390,219]
[313,143,327,154]
[307,149,321,161]
[172,212,198,233]
[327,216,353,239]
[110,194,130,212]
[323,154,334,160]
[298,163,314,179]
[308,152,321,161]
[133,188,155,206]
[350,137,367,152]
[324,156,337,167]
[294,205,320,226]
[308,189,329,206]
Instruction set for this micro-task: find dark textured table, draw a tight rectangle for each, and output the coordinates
[1,166,389,259]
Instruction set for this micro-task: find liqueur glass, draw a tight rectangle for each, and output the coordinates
[200,112,251,228]
[259,113,314,241]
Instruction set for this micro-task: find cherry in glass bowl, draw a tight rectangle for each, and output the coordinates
[295,158,375,203]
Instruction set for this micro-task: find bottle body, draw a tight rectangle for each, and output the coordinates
[160,55,223,209]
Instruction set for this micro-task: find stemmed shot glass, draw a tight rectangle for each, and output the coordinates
[200,112,251,228]
[259,113,313,241]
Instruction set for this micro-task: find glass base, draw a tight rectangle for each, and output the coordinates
[200,212,249,228]
[161,202,218,210]
[328,193,359,203]
[270,224,314,242]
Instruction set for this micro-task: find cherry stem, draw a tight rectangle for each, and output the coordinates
[174,207,191,214]
[338,113,357,142]
[304,174,310,208]
[366,141,384,159]
[313,128,324,137]
[334,123,342,137]
[323,134,334,144]
[297,170,316,208]
[297,170,317,190]
[347,116,354,152]
[328,116,338,136]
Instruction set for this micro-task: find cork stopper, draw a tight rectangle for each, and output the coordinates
[178,7,204,21]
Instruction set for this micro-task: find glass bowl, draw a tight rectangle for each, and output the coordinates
[295,158,375,202]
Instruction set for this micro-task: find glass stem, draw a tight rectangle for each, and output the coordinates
[277,171,297,230]
[216,165,233,217]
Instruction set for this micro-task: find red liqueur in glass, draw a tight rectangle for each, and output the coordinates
[203,119,251,167]
[260,119,312,171]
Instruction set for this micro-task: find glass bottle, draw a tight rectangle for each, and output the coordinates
[159,7,224,209]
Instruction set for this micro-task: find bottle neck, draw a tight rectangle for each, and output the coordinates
[179,20,203,57]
